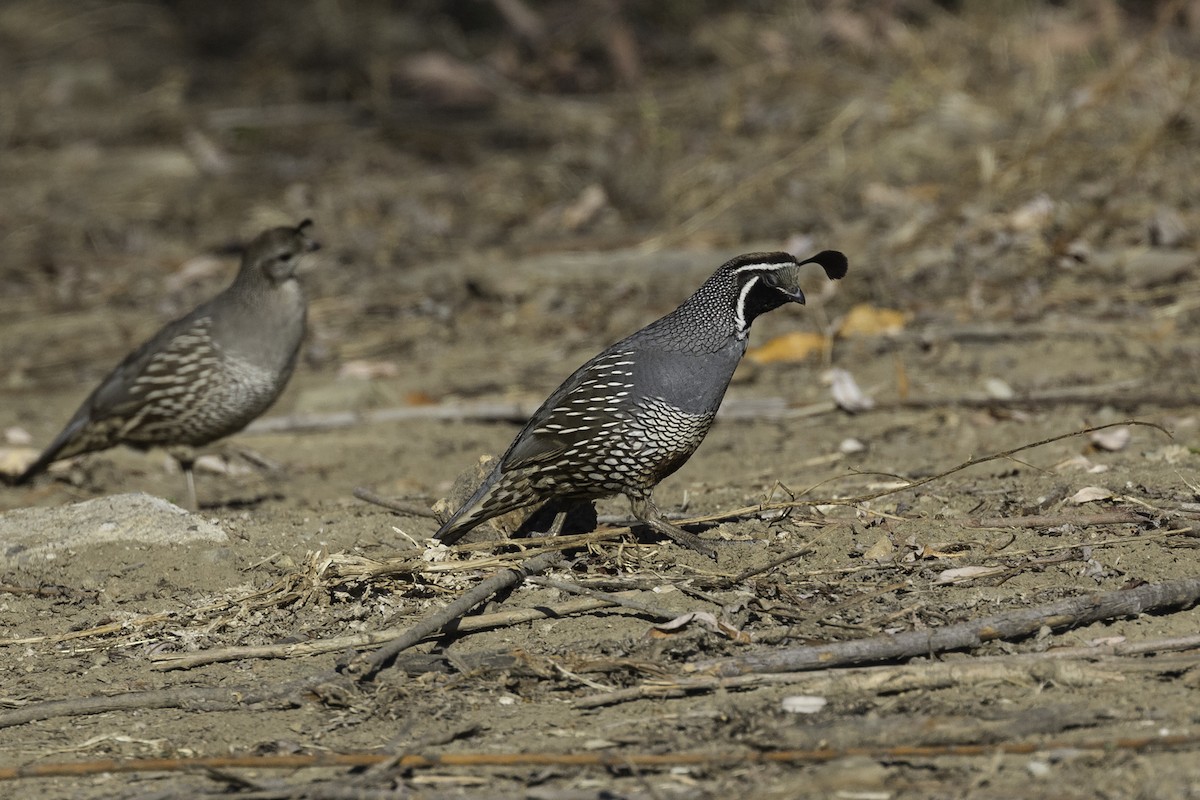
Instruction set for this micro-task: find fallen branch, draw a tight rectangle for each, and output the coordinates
[151,594,627,671]
[0,681,317,731]
[340,550,564,680]
[576,646,1200,709]
[687,574,1200,678]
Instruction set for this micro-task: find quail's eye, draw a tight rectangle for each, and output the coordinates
[760,272,779,288]
[279,252,293,262]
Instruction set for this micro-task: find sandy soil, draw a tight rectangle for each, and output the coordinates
[2,2,1199,798]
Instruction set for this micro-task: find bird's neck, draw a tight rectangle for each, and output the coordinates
[215,279,306,365]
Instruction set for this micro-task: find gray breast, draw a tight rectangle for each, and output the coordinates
[630,337,745,415]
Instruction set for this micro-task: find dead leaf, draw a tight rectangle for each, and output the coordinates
[1069,486,1113,504]
[935,565,1007,584]
[5,426,33,446]
[1089,426,1130,452]
[649,612,751,644]
[837,304,908,337]
[745,331,828,364]
[863,535,894,562]
[828,368,875,412]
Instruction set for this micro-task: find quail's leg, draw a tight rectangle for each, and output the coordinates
[181,461,198,511]
[546,510,569,537]
[169,447,199,511]
[627,495,717,559]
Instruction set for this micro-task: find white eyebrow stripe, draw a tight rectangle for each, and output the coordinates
[734,275,760,333]
[732,260,794,274]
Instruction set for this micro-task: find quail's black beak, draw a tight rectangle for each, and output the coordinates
[768,264,808,305]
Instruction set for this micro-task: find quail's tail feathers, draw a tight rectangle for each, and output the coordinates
[433,472,525,544]
[13,414,92,485]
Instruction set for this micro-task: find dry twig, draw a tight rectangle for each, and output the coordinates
[682,420,1171,525]
[968,510,1149,529]
[352,486,439,519]
[576,641,1200,709]
[687,575,1200,678]
[151,594,625,671]
[3,731,1200,782]
[341,550,564,680]
[525,576,678,620]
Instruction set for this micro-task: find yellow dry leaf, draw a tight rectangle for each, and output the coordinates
[838,304,909,337]
[745,331,828,364]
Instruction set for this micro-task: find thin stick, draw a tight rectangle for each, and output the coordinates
[245,402,535,434]
[687,575,1200,678]
[677,420,1171,525]
[576,641,1200,709]
[3,732,1200,781]
[726,546,815,585]
[968,510,1147,529]
[151,594,624,671]
[352,486,439,519]
[0,681,321,731]
[341,550,564,680]
[526,576,678,620]
[240,391,1193,437]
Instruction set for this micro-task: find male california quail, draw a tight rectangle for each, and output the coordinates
[435,249,848,556]
[15,220,319,509]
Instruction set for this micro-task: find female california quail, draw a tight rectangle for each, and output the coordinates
[15,220,319,509]
[435,249,848,556]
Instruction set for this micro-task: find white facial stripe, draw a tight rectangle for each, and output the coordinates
[731,260,793,275]
[734,275,760,334]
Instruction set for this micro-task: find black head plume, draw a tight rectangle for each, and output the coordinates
[797,250,848,281]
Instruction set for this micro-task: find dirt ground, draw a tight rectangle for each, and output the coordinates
[2,2,1200,798]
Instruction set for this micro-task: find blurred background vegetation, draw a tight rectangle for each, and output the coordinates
[0,0,1197,377]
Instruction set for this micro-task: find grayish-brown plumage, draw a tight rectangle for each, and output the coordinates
[15,220,319,508]
[434,249,848,556]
